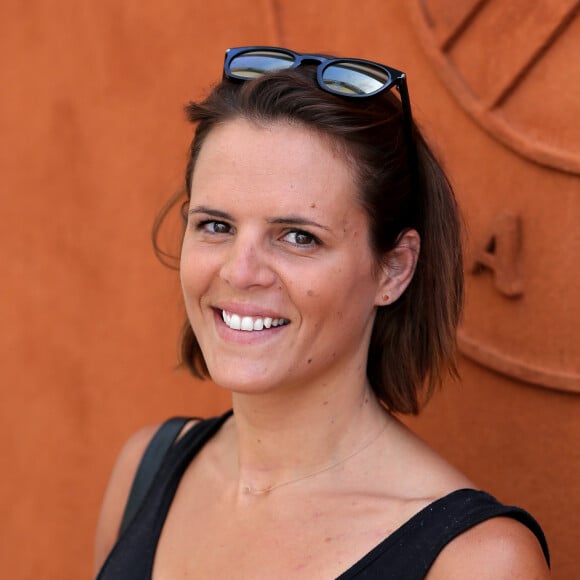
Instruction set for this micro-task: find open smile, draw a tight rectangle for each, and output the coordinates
[221,309,290,332]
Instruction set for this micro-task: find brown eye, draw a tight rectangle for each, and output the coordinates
[197,220,232,234]
[295,232,313,245]
[284,230,320,247]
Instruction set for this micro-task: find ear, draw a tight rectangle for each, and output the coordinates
[374,229,420,306]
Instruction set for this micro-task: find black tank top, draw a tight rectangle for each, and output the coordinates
[97,411,550,579]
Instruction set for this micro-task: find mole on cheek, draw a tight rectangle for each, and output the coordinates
[310,203,317,208]
[307,289,315,297]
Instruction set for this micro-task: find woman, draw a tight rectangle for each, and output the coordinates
[94,47,550,578]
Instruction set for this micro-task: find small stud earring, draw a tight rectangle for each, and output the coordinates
[382,294,389,304]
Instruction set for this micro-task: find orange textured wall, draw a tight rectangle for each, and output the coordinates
[1,1,578,578]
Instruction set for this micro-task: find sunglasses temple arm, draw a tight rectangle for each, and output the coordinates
[398,76,415,154]
[397,75,413,135]
[397,76,419,201]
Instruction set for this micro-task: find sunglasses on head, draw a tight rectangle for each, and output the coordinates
[223,46,413,128]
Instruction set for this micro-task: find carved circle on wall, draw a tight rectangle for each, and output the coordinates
[409,0,580,393]
[408,0,580,175]
[456,329,580,393]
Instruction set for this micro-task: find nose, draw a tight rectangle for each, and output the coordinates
[219,236,277,290]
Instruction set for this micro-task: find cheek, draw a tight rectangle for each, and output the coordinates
[180,243,217,288]
[179,256,205,307]
[299,262,367,306]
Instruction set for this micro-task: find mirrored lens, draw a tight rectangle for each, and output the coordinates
[321,62,389,95]
[229,50,295,79]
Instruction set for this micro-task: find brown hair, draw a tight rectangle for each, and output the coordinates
[154,64,463,414]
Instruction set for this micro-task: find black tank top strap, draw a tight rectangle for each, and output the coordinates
[119,416,191,537]
[96,410,233,580]
[338,488,550,579]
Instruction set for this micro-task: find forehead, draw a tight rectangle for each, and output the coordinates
[191,118,355,189]
[190,118,360,210]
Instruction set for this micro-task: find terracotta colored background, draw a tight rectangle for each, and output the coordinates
[1,1,578,578]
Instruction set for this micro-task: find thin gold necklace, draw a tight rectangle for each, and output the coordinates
[241,418,389,496]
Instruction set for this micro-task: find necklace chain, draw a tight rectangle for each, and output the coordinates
[242,418,389,496]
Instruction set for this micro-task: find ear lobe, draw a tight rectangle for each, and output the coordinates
[375,229,420,306]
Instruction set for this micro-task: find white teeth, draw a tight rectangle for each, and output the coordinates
[221,310,288,332]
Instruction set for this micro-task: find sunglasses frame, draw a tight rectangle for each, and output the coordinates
[223,46,413,131]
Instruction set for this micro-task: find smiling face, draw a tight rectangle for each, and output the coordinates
[180,118,391,396]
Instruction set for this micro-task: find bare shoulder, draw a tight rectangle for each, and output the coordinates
[381,422,549,577]
[386,417,475,494]
[93,419,199,576]
[426,516,550,579]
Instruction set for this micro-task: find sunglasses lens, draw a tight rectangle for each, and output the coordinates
[321,61,390,95]
[228,50,295,79]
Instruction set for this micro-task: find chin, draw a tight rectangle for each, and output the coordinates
[206,364,281,396]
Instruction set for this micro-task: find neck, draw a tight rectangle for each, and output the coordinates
[228,380,389,497]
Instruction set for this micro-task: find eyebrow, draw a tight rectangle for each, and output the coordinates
[188,206,233,220]
[189,206,330,231]
[267,216,331,231]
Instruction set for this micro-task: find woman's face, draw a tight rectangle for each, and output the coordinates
[180,118,389,396]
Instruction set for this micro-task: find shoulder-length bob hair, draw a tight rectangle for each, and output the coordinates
[154,63,463,415]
